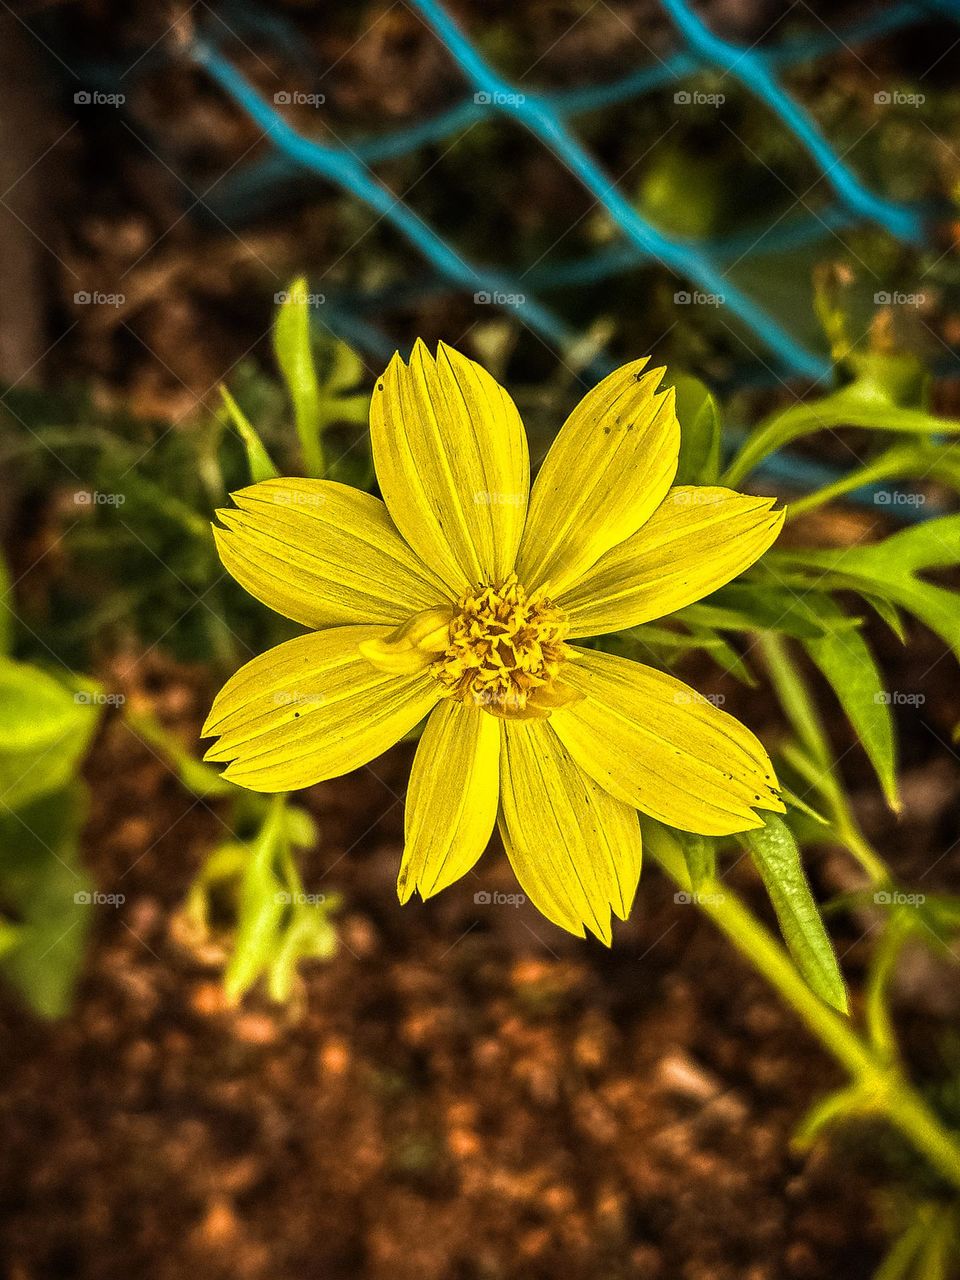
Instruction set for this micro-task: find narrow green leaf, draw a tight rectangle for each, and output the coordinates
[771,515,960,661]
[723,358,960,488]
[800,598,899,810]
[274,276,324,477]
[0,550,13,656]
[219,385,279,483]
[743,813,848,1013]
[224,797,288,1002]
[125,707,236,799]
[678,831,716,891]
[672,372,722,485]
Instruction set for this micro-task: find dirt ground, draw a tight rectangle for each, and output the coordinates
[1,624,958,1280]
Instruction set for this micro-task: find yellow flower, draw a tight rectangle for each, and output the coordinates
[203,341,786,942]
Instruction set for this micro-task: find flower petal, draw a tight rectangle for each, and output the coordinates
[213,477,450,629]
[399,700,500,903]
[498,719,643,943]
[552,648,784,836]
[516,360,679,595]
[370,340,529,591]
[559,487,785,637]
[202,625,439,792]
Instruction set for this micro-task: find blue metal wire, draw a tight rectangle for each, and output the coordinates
[190,0,946,382]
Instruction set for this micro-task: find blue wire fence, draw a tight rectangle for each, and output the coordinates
[185,0,951,385]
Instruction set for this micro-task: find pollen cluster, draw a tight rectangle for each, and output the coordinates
[432,573,571,717]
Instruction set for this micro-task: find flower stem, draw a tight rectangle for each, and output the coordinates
[645,823,960,1191]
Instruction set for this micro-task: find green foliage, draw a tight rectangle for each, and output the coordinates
[183,796,339,1005]
[272,276,369,482]
[0,653,102,1017]
[743,814,847,1013]
[0,659,100,810]
[274,276,325,477]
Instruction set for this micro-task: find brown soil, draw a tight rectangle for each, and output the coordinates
[4,635,957,1280]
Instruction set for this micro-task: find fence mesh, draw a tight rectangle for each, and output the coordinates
[182,0,948,384]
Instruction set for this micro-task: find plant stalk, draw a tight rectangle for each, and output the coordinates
[646,823,960,1192]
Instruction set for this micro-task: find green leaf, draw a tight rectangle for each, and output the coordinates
[672,372,722,485]
[0,549,13,656]
[682,584,838,640]
[224,797,287,1002]
[678,831,716,891]
[0,784,93,1017]
[219,385,279,483]
[723,360,960,488]
[0,659,101,810]
[743,814,848,1013]
[124,707,237,799]
[799,598,899,810]
[771,515,960,661]
[785,439,960,520]
[274,276,324,477]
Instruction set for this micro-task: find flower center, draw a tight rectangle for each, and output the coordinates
[432,573,571,717]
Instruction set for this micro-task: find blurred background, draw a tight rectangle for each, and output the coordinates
[0,2,959,1278]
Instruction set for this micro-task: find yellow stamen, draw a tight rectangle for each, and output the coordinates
[431,573,573,719]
